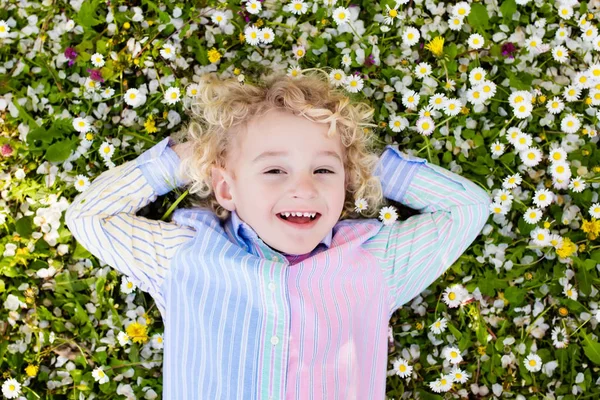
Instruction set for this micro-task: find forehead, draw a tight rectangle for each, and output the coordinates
[236,108,343,158]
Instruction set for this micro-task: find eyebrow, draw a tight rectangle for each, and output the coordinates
[251,150,343,164]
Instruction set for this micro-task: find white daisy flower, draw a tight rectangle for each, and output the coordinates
[443,346,463,364]
[582,25,598,42]
[341,54,352,67]
[120,275,137,294]
[513,101,533,119]
[344,74,364,93]
[524,353,543,372]
[259,27,275,44]
[0,20,10,38]
[589,203,600,218]
[329,69,346,86]
[532,188,553,208]
[430,317,447,334]
[84,77,101,92]
[469,67,486,85]
[244,25,261,45]
[548,147,567,163]
[392,358,413,378]
[502,173,522,189]
[429,374,453,392]
[389,115,409,132]
[557,6,573,20]
[451,1,471,18]
[490,201,510,215]
[383,4,400,25]
[549,162,571,180]
[505,126,522,143]
[563,85,581,102]
[211,10,229,26]
[151,333,164,349]
[572,71,591,89]
[414,62,432,79]
[429,93,447,110]
[509,90,532,107]
[519,147,543,167]
[160,43,176,60]
[92,366,110,384]
[402,90,420,109]
[556,26,569,42]
[560,114,581,134]
[443,98,463,116]
[563,283,578,300]
[549,233,564,249]
[551,45,568,63]
[594,35,600,51]
[287,65,302,78]
[551,326,569,348]
[354,197,368,212]
[467,33,484,49]
[1,378,21,399]
[418,105,437,119]
[416,116,435,136]
[379,206,398,225]
[123,88,146,108]
[117,331,131,346]
[525,36,543,53]
[292,44,306,59]
[402,26,420,46]
[246,0,262,15]
[546,96,565,114]
[495,189,513,204]
[442,284,468,308]
[186,83,200,98]
[523,207,543,224]
[99,142,115,160]
[448,15,464,31]
[73,175,90,192]
[287,0,309,15]
[332,7,351,25]
[449,367,470,384]
[164,87,181,105]
[530,227,551,247]
[589,89,600,106]
[444,79,456,91]
[91,53,105,68]
[73,117,92,133]
[568,176,586,193]
[101,87,115,99]
[65,19,75,31]
[490,141,505,156]
[480,80,497,98]
[466,86,486,105]
[513,132,533,151]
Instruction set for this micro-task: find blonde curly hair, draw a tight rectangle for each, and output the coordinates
[171,69,387,222]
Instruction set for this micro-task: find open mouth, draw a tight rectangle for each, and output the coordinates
[276,212,321,228]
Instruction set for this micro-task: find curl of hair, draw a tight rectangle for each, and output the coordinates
[171,69,386,222]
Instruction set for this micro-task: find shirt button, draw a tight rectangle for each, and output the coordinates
[270,335,279,345]
[271,256,279,262]
[268,282,276,292]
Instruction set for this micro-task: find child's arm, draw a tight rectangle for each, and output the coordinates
[371,144,492,313]
[64,137,197,315]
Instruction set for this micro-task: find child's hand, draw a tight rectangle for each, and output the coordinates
[172,141,194,160]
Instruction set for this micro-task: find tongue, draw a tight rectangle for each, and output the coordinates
[287,215,312,224]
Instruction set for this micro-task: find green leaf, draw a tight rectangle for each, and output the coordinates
[503,286,525,306]
[444,43,458,60]
[417,389,443,400]
[581,330,600,365]
[499,0,517,23]
[76,0,104,29]
[72,241,93,260]
[15,216,33,238]
[467,3,490,30]
[46,138,77,162]
[575,260,592,296]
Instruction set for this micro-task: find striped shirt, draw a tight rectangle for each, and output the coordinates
[65,136,492,400]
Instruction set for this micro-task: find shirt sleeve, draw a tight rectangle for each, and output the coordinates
[370,144,492,314]
[64,136,197,314]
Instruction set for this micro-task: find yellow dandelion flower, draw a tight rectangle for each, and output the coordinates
[208,48,222,64]
[556,237,577,258]
[126,322,149,344]
[25,364,39,377]
[144,116,157,134]
[425,36,445,57]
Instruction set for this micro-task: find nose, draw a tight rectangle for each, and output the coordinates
[292,173,318,199]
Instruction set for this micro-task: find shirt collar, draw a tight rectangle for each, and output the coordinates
[229,209,333,255]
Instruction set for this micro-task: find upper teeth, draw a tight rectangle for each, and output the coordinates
[280,212,317,218]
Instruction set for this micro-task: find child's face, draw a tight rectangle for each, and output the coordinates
[211,108,346,255]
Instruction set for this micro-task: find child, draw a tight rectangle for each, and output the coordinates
[65,70,492,400]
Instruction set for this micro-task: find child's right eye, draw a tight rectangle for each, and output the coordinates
[265,169,284,174]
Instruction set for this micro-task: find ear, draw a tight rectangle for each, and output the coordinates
[211,166,236,212]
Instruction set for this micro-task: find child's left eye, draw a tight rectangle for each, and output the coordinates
[265,169,334,174]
